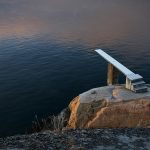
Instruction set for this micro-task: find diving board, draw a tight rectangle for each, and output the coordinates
[95,49,134,76]
[95,49,147,93]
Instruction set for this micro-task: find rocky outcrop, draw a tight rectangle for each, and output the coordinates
[68,85,150,128]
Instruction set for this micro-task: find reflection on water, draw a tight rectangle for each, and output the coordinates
[0,0,150,136]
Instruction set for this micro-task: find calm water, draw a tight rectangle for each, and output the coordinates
[0,0,150,137]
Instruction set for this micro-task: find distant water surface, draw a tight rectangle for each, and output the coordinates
[0,0,150,137]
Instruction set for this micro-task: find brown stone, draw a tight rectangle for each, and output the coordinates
[67,85,150,128]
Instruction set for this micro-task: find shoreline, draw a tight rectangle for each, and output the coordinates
[1,84,150,149]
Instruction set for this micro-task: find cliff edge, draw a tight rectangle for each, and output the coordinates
[68,85,150,128]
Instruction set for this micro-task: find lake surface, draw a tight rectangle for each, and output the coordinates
[0,0,150,137]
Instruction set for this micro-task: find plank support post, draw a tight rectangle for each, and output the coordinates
[107,63,119,85]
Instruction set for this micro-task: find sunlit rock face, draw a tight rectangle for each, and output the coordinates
[67,85,150,128]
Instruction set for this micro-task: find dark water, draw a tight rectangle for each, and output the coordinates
[0,0,150,137]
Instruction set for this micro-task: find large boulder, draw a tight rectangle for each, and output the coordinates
[67,85,150,128]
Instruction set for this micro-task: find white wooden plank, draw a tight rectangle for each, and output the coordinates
[95,49,134,76]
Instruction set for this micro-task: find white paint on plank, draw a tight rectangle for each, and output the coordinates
[95,49,134,76]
